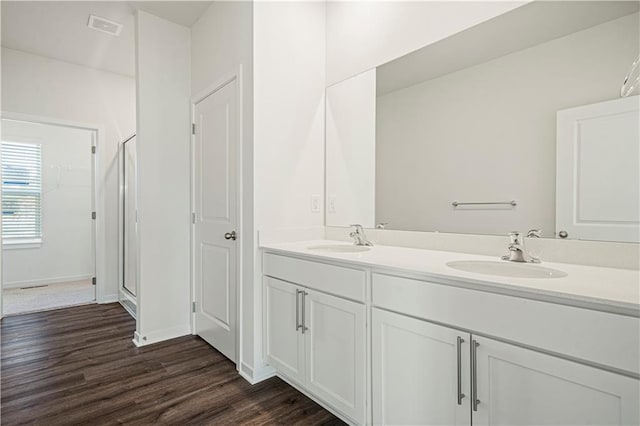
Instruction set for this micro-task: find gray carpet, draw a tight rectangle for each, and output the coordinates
[3,279,95,316]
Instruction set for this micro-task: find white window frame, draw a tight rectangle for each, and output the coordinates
[1,141,43,247]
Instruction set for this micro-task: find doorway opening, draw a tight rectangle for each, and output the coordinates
[1,117,97,316]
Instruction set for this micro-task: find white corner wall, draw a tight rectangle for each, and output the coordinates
[325,1,527,85]
[252,1,326,380]
[1,47,136,302]
[135,10,191,345]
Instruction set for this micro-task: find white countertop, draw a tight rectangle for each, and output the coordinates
[261,240,640,316]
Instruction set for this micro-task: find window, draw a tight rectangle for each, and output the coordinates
[1,142,42,244]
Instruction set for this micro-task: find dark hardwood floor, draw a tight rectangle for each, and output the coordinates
[1,303,344,425]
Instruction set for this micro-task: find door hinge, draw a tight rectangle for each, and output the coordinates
[91,146,96,154]
[92,211,97,220]
[192,123,196,135]
[192,301,197,313]
[191,212,196,224]
[92,277,97,286]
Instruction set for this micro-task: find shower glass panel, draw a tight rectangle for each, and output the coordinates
[122,135,137,297]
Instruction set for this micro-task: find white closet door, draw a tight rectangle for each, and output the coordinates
[193,78,239,362]
[556,96,639,242]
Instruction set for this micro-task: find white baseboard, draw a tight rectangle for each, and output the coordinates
[97,294,119,304]
[3,274,93,289]
[238,361,276,385]
[133,324,191,347]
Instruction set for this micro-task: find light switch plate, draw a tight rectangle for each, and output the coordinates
[311,195,321,212]
[328,196,337,213]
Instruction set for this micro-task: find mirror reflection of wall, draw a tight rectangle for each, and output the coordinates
[325,1,640,242]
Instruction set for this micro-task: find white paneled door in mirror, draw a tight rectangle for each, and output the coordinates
[193,78,238,363]
[556,96,640,243]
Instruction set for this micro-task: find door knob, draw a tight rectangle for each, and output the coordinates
[224,231,237,241]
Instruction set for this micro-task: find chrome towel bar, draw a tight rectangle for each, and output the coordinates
[452,200,517,207]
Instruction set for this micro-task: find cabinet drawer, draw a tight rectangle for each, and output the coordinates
[372,273,640,376]
[263,252,366,302]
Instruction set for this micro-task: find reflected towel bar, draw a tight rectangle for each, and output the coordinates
[452,200,517,207]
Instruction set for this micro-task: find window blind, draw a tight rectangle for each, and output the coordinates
[1,142,42,243]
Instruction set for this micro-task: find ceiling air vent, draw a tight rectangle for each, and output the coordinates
[87,15,123,36]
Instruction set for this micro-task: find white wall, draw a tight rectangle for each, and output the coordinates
[325,1,526,85]
[252,0,326,380]
[135,10,191,345]
[1,47,136,301]
[2,120,94,287]
[191,0,257,379]
[376,13,639,235]
[326,69,376,227]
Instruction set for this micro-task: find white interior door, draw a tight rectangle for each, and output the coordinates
[556,96,639,242]
[193,78,238,363]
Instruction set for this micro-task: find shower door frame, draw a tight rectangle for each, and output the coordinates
[118,134,137,316]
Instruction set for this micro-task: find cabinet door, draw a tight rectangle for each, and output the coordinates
[473,336,640,425]
[304,289,366,425]
[372,308,471,426]
[263,277,305,384]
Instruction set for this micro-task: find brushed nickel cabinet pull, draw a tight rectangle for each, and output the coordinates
[457,336,465,405]
[471,339,480,412]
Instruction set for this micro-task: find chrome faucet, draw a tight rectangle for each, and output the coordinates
[501,229,541,263]
[350,224,373,246]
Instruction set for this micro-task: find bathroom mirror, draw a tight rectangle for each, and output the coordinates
[325,0,640,243]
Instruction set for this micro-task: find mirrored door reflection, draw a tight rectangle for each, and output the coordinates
[122,135,137,298]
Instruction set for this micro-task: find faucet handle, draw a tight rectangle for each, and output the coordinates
[350,224,364,232]
[508,231,522,244]
[527,229,542,238]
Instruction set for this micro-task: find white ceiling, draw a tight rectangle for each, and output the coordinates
[1,1,212,77]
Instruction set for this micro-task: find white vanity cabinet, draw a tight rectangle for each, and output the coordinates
[264,277,306,384]
[474,335,640,426]
[371,271,640,426]
[304,289,366,423]
[372,307,639,426]
[263,253,367,425]
[262,249,639,426]
[372,308,471,426]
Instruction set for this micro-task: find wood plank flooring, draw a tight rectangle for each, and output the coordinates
[1,303,344,425]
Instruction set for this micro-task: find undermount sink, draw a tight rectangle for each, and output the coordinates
[307,245,371,253]
[446,260,567,279]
